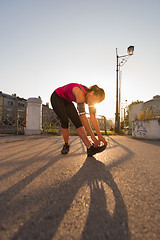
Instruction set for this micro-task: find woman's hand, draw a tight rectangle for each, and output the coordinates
[98,135,107,146]
[92,136,100,147]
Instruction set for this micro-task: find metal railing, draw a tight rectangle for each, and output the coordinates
[87,114,107,134]
[42,106,107,134]
[0,104,107,135]
[0,105,26,134]
[42,106,61,133]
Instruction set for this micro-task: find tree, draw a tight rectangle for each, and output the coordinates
[124,109,129,127]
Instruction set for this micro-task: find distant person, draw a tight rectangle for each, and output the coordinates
[50,83,107,156]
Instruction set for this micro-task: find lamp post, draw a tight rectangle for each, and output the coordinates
[115,46,134,133]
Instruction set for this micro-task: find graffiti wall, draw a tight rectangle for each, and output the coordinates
[132,120,160,140]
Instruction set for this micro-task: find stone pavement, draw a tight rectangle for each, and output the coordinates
[0,135,159,240]
[0,134,51,144]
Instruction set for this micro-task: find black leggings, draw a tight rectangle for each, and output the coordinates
[50,91,83,129]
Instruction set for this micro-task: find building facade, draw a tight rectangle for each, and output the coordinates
[0,91,27,133]
[129,95,160,129]
[144,95,160,112]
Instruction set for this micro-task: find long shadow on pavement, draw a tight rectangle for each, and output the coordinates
[11,155,130,240]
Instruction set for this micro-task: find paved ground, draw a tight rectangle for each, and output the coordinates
[0,135,159,240]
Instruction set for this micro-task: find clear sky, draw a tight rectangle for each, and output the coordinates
[0,0,160,119]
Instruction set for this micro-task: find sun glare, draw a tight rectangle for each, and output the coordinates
[96,102,107,117]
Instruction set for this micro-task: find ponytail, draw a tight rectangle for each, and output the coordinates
[82,84,105,101]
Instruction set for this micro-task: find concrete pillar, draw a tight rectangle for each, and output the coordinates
[25,98,42,135]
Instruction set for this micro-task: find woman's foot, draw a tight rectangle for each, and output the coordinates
[87,144,106,156]
[61,143,70,154]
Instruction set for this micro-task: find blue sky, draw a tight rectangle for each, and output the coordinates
[0,0,160,119]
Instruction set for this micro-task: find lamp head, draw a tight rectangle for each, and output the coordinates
[127,46,134,55]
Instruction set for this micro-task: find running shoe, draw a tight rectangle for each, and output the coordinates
[61,143,70,154]
[87,144,106,156]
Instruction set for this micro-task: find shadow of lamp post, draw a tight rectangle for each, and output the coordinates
[115,46,134,133]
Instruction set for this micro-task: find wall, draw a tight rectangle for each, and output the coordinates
[144,95,160,111]
[129,102,144,128]
[132,120,160,140]
[144,96,160,118]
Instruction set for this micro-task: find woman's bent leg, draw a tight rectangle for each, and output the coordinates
[61,128,70,154]
[50,92,70,153]
[65,102,91,148]
[61,128,69,144]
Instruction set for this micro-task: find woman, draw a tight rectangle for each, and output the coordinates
[50,83,107,156]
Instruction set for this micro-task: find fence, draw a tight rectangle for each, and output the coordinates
[0,104,107,135]
[42,106,107,134]
[42,106,61,134]
[0,105,26,134]
[87,114,107,134]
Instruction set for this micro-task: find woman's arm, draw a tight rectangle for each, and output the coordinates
[80,115,100,146]
[72,87,99,146]
[89,110,107,146]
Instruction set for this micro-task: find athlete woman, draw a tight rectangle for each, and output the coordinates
[50,83,107,156]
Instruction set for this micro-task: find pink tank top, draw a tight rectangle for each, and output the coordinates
[55,83,87,102]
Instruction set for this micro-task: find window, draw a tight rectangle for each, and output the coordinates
[18,103,24,107]
[8,101,13,106]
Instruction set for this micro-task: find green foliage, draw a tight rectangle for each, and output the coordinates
[124,109,129,126]
[93,131,107,136]
[44,128,59,135]
[107,131,116,135]
[137,108,157,120]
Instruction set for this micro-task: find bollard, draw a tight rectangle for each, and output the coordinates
[25,98,42,135]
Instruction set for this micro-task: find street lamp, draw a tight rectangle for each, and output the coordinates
[128,46,134,55]
[115,46,134,133]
